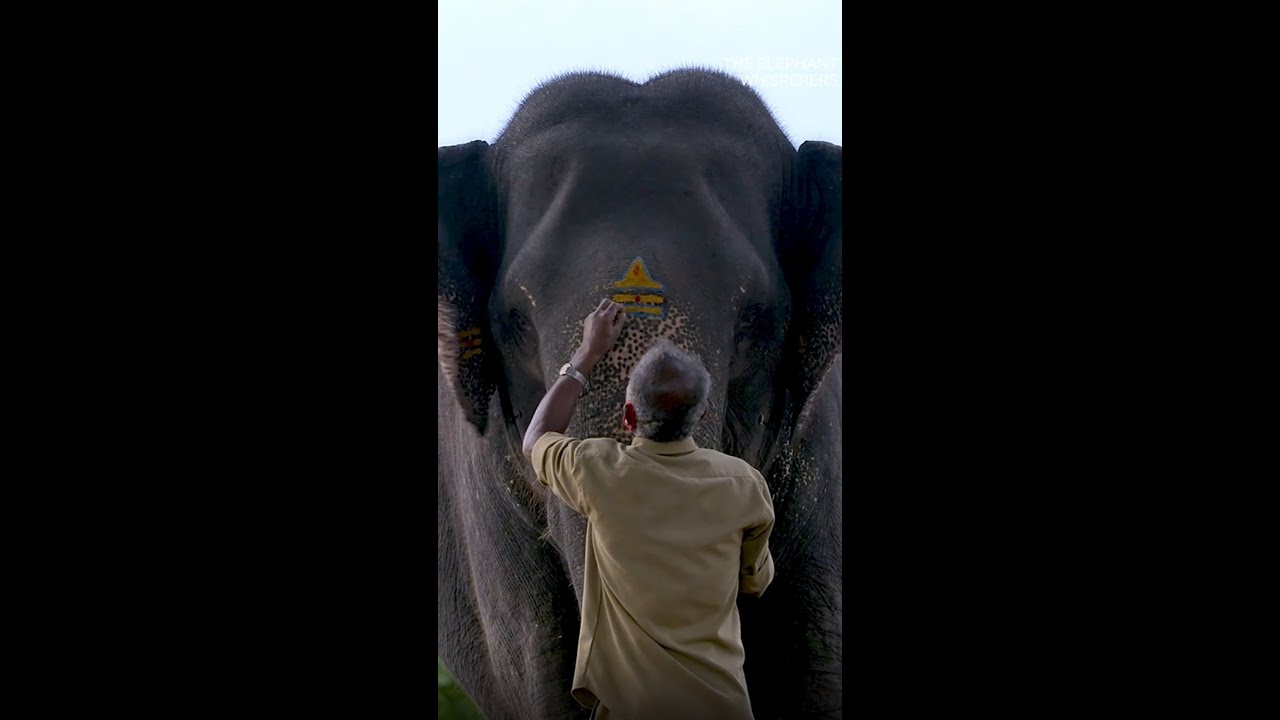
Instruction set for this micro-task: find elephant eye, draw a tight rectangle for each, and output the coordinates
[509,309,531,334]
[736,304,764,337]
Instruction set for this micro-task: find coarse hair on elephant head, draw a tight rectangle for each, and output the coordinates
[438,68,840,467]
[624,339,712,443]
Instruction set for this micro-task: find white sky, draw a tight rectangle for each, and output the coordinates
[438,0,842,149]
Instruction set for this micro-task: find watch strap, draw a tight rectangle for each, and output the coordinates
[559,363,588,387]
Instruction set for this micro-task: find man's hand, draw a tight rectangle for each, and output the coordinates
[572,299,627,375]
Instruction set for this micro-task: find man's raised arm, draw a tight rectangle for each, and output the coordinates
[522,299,627,458]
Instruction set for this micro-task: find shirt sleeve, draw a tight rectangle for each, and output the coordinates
[531,431,590,515]
[740,476,776,597]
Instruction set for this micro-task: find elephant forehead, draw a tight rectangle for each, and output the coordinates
[505,248,768,312]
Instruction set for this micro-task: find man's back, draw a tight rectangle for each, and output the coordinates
[534,431,775,720]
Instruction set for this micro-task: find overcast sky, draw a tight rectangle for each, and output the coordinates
[438,0,842,149]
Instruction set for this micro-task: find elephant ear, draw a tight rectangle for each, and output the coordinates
[439,140,500,434]
[781,140,842,418]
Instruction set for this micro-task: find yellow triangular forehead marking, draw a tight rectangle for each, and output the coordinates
[612,257,664,289]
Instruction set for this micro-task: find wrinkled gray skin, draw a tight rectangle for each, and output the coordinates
[439,68,841,720]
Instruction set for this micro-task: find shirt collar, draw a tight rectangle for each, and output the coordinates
[630,435,699,455]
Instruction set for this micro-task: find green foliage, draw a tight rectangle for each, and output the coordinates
[438,658,485,720]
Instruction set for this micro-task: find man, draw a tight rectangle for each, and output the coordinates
[522,299,776,720]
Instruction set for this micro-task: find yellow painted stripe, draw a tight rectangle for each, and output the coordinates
[613,277,664,289]
[458,328,481,338]
[612,294,664,305]
[624,306,663,315]
[462,348,483,359]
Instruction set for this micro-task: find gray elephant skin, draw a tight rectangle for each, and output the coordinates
[438,68,841,720]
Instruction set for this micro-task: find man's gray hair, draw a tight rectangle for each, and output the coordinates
[626,340,713,442]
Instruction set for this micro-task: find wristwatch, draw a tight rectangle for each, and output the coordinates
[558,362,588,389]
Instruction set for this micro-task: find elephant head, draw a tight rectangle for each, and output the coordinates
[439,68,840,466]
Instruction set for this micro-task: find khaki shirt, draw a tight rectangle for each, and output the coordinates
[533,432,775,720]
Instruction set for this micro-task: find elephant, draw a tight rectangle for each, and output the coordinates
[438,68,842,720]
